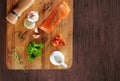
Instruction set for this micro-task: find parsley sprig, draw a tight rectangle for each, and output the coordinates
[27,42,44,61]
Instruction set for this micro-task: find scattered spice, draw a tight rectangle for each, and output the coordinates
[17,31,28,40]
[41,35,49,44]
[39,2,42,5]
[41,1,52,14]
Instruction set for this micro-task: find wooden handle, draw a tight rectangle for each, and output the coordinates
[6,0,35,24]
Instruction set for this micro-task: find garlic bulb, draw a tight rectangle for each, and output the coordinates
[24,11,39,29]
[27,11,39,23]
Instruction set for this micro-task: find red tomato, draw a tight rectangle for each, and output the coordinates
[52,34,67,47]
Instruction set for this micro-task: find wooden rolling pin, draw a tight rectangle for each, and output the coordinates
[6,0,35,24]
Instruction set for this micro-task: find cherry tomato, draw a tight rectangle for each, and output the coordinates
[52,34,67,47]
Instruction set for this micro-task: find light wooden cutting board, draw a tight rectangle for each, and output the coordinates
[6,0,73,69]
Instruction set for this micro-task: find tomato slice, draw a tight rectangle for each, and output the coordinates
[52,39,60,47]
[52,34,67,47]
[59,39,67,46]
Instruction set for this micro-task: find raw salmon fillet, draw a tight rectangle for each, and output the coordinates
[39,1,71,33]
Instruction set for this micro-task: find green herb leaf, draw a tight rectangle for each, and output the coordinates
[27,42,44,61]
[28,54,36,61]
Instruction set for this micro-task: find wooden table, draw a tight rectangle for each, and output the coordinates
[0,0,120,81]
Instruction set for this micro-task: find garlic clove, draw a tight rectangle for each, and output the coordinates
[32,34,40,39]
[34,28,39,33]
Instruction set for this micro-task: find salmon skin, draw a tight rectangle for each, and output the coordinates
[39,1,70,33]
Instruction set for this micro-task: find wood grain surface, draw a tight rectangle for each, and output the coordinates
[6,0,73,69]
[0,0,120,81]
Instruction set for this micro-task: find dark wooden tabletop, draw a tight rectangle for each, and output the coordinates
[0,0,120,81]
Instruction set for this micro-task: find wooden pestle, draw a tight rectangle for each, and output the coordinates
[6,0,35,24]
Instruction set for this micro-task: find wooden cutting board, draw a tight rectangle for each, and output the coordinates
[6,0,73,69]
